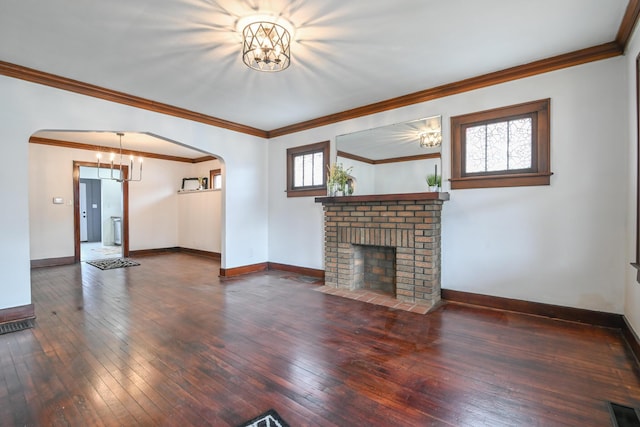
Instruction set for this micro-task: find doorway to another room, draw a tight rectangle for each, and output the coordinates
[75,164,127,262]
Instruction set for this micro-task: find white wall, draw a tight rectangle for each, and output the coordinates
[269,57,628,313]
[127,155,188,251]
[177,159,223,253]
[177,190,222,253]
[625,25,640,333]
[2,75,268,311]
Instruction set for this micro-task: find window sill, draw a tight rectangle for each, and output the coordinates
[287,188,327,198]
[450,172,553,190]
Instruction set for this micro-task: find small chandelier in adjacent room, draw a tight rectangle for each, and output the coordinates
[96,132,143,182]
[419,131,442,148]
[239,16,292,72]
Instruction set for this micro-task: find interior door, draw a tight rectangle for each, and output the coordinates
[79,178,102,242]
[79,182,88,242]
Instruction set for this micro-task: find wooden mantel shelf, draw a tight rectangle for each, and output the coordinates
[315,192,449,204]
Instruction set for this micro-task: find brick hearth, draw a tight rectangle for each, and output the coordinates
[316,193,448,310]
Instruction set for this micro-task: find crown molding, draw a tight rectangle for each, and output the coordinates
[617,0,640,51]
[0,60,267,138]
[268,42,623,138]
[29,136,216,164]
[337,150,440,165]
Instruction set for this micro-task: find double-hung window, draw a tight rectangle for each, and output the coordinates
[286,140,329,197]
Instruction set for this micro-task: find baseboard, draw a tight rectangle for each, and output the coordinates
[130,247,220,260]
[178,247,221,260]
[622,316,640,365]
[0,304,35,324]
[441,289,624,329]
[30,256,75,268]
[129,247,181,257]
[219,262,268,278]
[267,262,325,279]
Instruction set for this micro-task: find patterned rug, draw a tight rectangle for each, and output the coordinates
[237,409,289,427]
[86,258,140,270]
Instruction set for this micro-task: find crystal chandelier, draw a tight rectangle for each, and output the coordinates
[241,19,291,72]
[96,132,143,182]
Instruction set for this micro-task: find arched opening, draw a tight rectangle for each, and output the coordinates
[28,130,225,269]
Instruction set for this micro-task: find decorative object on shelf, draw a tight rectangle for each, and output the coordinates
[198,177,209,190]
[238,14,293,72]
[426,164,441,192]
[327,163,353,196]
[96,132,143,182]
[179,177,210,192]
[346,177,355,195]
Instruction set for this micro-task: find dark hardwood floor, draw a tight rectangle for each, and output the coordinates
[3,253,640,426]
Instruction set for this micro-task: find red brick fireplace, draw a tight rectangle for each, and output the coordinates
[316,193,448,310]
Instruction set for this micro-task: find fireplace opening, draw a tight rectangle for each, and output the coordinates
[353,245,396,296]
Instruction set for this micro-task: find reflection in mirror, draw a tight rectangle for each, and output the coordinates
[336,116,442,195]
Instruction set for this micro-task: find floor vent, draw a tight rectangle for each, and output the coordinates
[0,319,34,335]
[609,402,640,427]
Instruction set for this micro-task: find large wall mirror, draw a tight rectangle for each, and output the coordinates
[336,116,442,195]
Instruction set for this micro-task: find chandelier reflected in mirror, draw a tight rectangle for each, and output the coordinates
[96,132,143,183]
[239,15,292,72]
[419,131,442,148]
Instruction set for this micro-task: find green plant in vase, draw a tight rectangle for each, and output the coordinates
[426,174,441,192]
[327,163,353,196]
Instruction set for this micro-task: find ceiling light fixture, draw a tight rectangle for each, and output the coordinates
[96,132,143,182]
[419,131,442,148]
[238,15,292,72]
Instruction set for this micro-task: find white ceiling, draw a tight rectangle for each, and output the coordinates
[0,0,629,138]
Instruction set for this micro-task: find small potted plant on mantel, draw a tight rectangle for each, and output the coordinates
[327,163,353,196]
[426,173,442,192]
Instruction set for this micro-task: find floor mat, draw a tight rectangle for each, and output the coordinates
[86,258,140,270]
[236,409,289,427]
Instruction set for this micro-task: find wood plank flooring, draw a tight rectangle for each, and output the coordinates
[2,252,640,426]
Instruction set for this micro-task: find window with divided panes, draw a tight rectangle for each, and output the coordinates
[286,140,329,197]
[450,99,551,189]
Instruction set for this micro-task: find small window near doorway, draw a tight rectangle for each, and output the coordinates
[210,169,222,190]
[286,140,330,197]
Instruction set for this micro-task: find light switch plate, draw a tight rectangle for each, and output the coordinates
[52,197,63,204]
